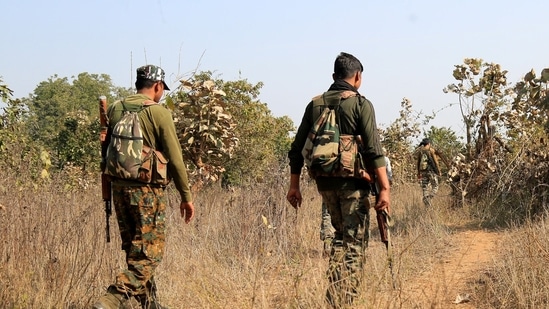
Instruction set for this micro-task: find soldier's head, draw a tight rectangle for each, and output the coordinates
[135,65,170,102]
[420,138,431,147]
[333,52,363,89]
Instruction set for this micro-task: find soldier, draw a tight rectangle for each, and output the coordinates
[417,138,441,206]
[287,52,390,307]
[94,65,195,309]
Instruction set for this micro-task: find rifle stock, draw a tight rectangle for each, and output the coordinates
[369,180,391,244]
[369,174,396,289]
[376,209,389,244]
[99,95,111,243]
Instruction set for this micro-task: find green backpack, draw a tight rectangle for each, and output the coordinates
[104,100,170,185]
[301,91,364,179]
[419,148,435,172]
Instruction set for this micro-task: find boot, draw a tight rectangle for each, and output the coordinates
[423,196,432,207]
[92,286,127,309]
[138,296,168,309]
[323,237,333,257]
[137,279,168,309]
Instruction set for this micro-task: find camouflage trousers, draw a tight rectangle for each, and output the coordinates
[320,189,369,307]
[110,183,167,301]
[320,202,335,241]
[420,170,439,206]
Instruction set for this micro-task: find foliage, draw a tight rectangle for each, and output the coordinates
[170,71,294,188]
[170,73,239,190]
[0,79,13,103]
[445,59,549,217]
[56,111,100,169]
[24,73,131,170]
[0,78,51,183]
[380,98,424,183]
[220,78,293,186]
[443,58,509,158]
[422,126,465,173]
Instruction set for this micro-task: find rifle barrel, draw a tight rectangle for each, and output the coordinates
[99,95,111,243]
[99,95,108,143]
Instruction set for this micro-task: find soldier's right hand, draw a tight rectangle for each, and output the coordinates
[375,189,390,213]
[180,201,195,223]
[286,188,302,209]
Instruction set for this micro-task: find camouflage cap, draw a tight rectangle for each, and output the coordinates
[136,65,170,90]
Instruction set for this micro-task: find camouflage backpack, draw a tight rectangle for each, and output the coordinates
[104,100,170,185]
[301,91,365,179]
[419,148,433,172]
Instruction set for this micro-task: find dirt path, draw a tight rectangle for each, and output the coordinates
[400,229,502,308]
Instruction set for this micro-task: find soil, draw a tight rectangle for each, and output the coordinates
[400,228,502,308]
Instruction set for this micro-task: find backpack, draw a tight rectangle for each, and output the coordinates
[419,148,433,172]
[301,91,364,179]
[104,100,170,185]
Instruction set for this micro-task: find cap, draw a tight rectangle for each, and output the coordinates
[136,65,170,90]
[420,138,431,146]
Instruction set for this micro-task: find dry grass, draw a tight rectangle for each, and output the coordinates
[1,171,547,308]
[473,216,549,309]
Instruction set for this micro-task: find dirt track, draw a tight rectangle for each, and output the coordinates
[400,229,502,308]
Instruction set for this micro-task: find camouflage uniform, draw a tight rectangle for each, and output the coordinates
[321,189,369,306]
[289,79,387,307]
[420,170,439,206]
[111,183,166,301]
[320,155,391,246]
[320,202,335,242]
[320,202,335,256]
[96,65,193,309]
[417,143,441,206]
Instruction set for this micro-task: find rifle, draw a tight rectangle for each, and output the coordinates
[370,176,396,289]
[99,95,111,243]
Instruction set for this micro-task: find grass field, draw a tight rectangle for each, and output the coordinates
[2,172,549,308]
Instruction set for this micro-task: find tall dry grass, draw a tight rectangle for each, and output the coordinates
[2,167,547,309]
[473,215,549,309]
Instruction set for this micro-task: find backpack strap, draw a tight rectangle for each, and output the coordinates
[311,90,360,128]
[120,99,128,112]
[116,98,157,114]
[340,90,356,99]
[142,100,157,107]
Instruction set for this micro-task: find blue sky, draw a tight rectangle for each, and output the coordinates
[2,0,549,137]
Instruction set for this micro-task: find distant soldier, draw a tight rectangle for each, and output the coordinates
[382,147,393,185]
[417,138,441,206]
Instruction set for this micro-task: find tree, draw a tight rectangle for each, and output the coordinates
[423,126,464,172]
[220,78,293,186]
[169,71,294,189]
[55,111,99,169]
[0,78,51,182]
[169,73,239,190]
[443,58,509,158]
[444,59,549,216]
[24,72,131,169]
[381,98,424,183]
